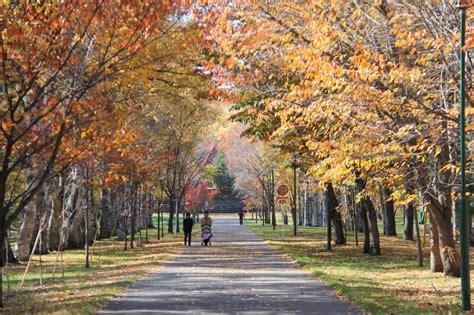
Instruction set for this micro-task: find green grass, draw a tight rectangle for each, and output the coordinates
[245,215,470,314]
[3,213,185,314]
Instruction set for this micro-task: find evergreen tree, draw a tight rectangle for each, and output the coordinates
[213,152,235,196]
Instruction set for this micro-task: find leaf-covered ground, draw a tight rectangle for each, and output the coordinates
[3,215,183,314]
[245,218,472,314]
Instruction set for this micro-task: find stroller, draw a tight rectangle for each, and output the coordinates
[201,224,213,246]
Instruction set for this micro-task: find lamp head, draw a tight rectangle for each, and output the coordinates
[290,154,300,168]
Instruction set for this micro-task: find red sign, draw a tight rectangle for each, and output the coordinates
[277,184,289,196]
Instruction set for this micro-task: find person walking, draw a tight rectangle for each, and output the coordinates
[238,210,245,225]
[201,210,213,246]
[183,213,194,246]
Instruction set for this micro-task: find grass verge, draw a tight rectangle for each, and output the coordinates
[3,214,183,314]
[245,218,472,315]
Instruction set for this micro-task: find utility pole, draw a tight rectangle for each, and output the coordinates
[171,189,177,237]
[291,155,299,236]
[457,0,472,311]
[261,183,265,226]
[271,167,276,231]
[174,197,178,237]
[176,196,180,233]
[161,204,164,238]
[157,199,160,240]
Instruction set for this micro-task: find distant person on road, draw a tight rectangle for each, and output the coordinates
[238,210,245,225]
[183,213,194,246]
[201,210,213,246]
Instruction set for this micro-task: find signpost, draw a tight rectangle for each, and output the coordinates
[280,203,285,238]
[277,185,289,204]
[277,184,289,238]
[277,184,289,196]
[270,168,276,231]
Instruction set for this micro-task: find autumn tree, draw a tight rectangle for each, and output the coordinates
[0,1,207,307]
[199,0,472,271]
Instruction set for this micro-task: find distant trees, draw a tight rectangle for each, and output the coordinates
[210,152,236,196]
[204,151,243,212]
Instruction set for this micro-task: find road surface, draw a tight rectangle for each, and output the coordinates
[99,218,360,314]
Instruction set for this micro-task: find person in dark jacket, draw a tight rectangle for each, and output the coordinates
[238,210,245,225]
[183,213,194,246]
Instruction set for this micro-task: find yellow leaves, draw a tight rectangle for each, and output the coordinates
[467,32,474,49]
[1,121,13,134]
[394,39,407,48]
[391,190,418,206]
[367,72,378,84]
[199,0,465,196]
[225,56,239,69]
[466,121,474,133]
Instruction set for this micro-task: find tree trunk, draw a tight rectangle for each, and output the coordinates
[379,191,387,235]
[6,242,17,264]
[413,205,423,267]
[176,198,180,233]
[66,167,85,249]
[130,184,137,249]
[168,198,174,233]
[428,211,443,272]
[99,188,113,239]
[358,202,370,254]
[404,204,414,241]
[326,183,345,245]
[429,116,459,277]
[47,176,63,251]
[365,198,381,255]
[33,182,49,255]
[86,177,96,245]
[16,167,40,261]
[115,187,127,236]
[438,219,460,277]
[355,173,380,255]
[425,193,460,277]
[382,188,397,236]
[67,188,85,248]
[298,183,304,226]
[347,191,359,246]
[147,194,154,228]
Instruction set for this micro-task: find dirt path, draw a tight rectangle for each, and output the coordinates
[99,218,361,314]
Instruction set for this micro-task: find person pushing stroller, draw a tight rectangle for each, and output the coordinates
[201,210,213,246]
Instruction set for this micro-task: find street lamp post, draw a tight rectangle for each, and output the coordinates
[171,189,178,237]
[290,155,299,236]
[157,197,161,241]
[264,173,272,224]
[270,167,276,231]
[161,202,164,238]
[457,0,472,311]
[175,195,179,237]
[261,186,265,226]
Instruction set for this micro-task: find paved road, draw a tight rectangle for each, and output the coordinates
[99,219,361,314]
